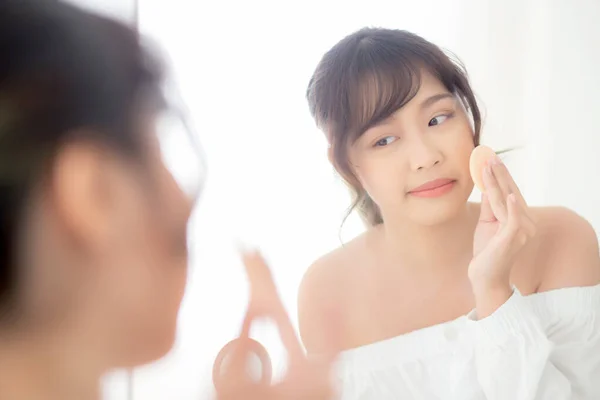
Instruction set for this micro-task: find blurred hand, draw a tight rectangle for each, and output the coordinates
[215,251,340,400]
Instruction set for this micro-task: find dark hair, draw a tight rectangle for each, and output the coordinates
[0,0,165,318]
[306,28,481,227]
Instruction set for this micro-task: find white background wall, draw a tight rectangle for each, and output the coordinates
[66,0,600,399]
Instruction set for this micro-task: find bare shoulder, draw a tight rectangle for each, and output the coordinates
[297,229,375,354]
[530,206,600,291]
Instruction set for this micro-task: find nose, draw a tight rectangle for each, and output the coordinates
[408,136,442,171]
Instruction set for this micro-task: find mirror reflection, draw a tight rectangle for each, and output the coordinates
[0,1,598,399]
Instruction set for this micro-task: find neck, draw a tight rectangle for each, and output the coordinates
[0,326,105,400]
[380,202,479,275]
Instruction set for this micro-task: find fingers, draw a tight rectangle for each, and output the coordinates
[228,250,336,400]
[489,158,536,230]
[242,251,277,295]
[479,193,496,223]
[490,157,527,208]
[482,156,535,230]
[220,340,252,389]
[240,250,305,365]
[512,195,536,237]
[499,194,536,250]
[239,307,253,338]
[237,250,338,400]
[275,309,306,366]
[482,163,507,222]
[283,309,341,399]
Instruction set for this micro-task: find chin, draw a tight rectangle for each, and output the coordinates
[406,188,470,226]
[147,326,179,362]
[411,206,461,226]
[119,325,178,368]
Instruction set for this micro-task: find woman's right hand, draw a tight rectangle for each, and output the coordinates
[216,251,340,400]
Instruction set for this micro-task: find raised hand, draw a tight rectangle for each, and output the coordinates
[215,250,339,400]
[469,156,536,316]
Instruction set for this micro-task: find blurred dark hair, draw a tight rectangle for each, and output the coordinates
[306,28,481,227]
[0,0,165,317]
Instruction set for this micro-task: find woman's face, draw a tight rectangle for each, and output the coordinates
[348,70,475,226]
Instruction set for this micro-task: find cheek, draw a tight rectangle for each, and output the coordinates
[443,124,475,169]
[143,212,188,308]
[115,200,188,320]
[119,217,187,358]
[355,156,405,204]
[135,158,191,308]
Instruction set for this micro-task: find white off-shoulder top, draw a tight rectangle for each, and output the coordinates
[334,284,600,399]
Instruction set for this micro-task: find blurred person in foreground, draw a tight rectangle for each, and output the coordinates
[0,1,338,399]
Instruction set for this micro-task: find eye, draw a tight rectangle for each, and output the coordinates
[374,136,397,147]
[428,113,452,127]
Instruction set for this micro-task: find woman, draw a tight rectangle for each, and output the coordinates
[298,27,600,399]
[0,1,336,399]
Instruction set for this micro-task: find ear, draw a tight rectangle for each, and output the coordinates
[49,138,117,253]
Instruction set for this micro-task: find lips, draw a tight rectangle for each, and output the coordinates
[409,178,456,193]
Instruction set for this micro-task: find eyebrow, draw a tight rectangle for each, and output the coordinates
[420,93,455,109]
[366,92,456,132]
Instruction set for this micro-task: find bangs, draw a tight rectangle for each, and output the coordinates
[346,53,423,142]
[307,29,480,149]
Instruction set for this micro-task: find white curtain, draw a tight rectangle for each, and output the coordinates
[83,0,599,398]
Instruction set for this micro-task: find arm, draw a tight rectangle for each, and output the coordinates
[469,208,600,400]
